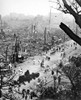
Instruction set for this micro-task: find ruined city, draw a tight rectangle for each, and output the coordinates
[0,0,81,100]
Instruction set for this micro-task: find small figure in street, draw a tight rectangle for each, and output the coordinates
[22,89,26,99]
[58,75,61,86]
[18,67,23,75]
[14,62,17,68]
[9,62,12,69]
[40,59,44,68]
[26,89,31,100]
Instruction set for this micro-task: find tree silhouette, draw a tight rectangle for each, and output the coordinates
[53,0,81,45]
[58,56,81,97]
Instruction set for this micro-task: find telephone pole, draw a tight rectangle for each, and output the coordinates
[44,27,47,45]
[0,15,2,29]
[49,7,51,31]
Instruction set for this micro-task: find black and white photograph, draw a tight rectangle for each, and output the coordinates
[0,0,81,100]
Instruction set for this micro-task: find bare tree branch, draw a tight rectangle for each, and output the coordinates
[60,22,81,46]
[61,0,81,28]
[62,0,77,16]
[75,0,81,7]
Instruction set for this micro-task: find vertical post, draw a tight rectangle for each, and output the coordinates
[51,70,56,93]
[53,75,56,93]
[33,25,36,39]
[31,25,33,38]
[44,27,47,45]
[49,8,51,31]
[14,35,19,62]
[5,46,8,63]
[51,36,54,46]
[0,66,2,98]
[0,15,2,30]
[44,77,47,88]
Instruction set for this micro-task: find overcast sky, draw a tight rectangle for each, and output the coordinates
[0,0,60,16]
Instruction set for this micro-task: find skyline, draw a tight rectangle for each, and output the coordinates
[0,0,60,16]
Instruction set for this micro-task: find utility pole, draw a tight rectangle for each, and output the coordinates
[31,25,33,38]
[0,15,5,38]
[0,15,2,98]
[12,34,20,63]
[15,35,19,62]
[0,15,2,29]
[44,27,47,45]
[0,66,2,98]
[5,46,8,63]
[49,7,51,32]
[33,25,36,39]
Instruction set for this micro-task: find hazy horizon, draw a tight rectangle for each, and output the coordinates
[0,0,60,17]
